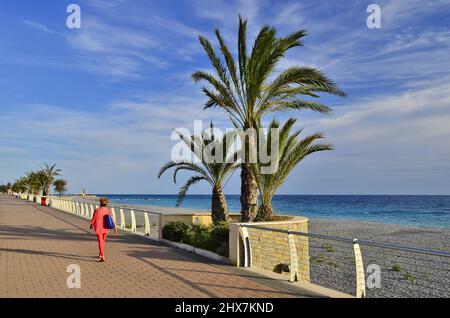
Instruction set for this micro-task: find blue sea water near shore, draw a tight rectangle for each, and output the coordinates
[97,194,450,229]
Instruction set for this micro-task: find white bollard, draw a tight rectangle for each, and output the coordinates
[111,208,117,224]
[144,212,150,236]
[240,227,252,268]
[288,232,299,283]
[130,210,136,232]
[353,239,366,298]
[119,209,125,229]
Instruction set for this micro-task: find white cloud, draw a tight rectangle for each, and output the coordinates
[280,83,450,194]
[23,20,56,34]
[273,2,304,28]
[0,93,227,193]
[380,0,450,28]
[64,17,171,78]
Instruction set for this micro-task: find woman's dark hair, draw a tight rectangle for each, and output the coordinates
[99,197,108,207]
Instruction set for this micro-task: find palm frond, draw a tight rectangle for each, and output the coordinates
[176,175,207,207]
[193,17,345,131]
[215,29,241,99]
[197,36,230,89]
[267,100,332,114]
[253,119,333,205]
[238,15,248,99]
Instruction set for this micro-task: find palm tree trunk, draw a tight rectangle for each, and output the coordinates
[257,203,275,221]
[211,185,228,224]
[240,162,258,222]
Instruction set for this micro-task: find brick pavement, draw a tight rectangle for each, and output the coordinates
[0,195,319,298]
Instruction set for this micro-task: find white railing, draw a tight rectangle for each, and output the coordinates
[237,224,450,298]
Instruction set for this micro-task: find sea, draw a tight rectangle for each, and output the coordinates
[96,194,450,229]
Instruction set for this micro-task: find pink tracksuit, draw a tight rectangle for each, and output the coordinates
[90,207,113,257]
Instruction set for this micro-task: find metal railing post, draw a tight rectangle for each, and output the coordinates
[130,209,136,232]
[353,239,366,298]
[288,231,299,282]
[144,212,150,236]
[111,208,117,224]
[119,208,125,229]
[239,226,252,268]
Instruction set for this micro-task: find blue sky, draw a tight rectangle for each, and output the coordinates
[1,0,450,195]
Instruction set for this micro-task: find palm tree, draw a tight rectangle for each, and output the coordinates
[53,179,67,196]
[41,163,61,196]
[158,124,238,224]
[25,170,48,195]
[193,16,346,221]
[252,118,333,221]
[12,177,27,193]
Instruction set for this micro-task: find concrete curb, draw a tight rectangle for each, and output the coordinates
[160,239,231,264]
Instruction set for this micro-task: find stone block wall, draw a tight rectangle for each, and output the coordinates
[229,217,310,283]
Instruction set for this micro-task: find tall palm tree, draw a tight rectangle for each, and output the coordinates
[53,179,68,196]
[193,16,346,221]
[252,118,333,221]
[41,163,61,196]
[158,125,238,224]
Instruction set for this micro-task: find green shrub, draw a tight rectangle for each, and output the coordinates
[162,221,190,243]
[210,221,229,244]
[187,224,216,251]
[210,221,229,257]
[321,243,335,252]
[162,221,230,256]
[403,272,414,282]
[392,264,402,272]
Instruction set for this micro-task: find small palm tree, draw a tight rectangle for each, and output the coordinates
[41,163,61,196]
[158,124,238,224]
[252,118,333,221]
[53,179,67,196]
[193,16,345,222]
[25,170,48,195]
[12,177,27,193]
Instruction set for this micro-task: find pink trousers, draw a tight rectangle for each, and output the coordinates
[96,233,108,257]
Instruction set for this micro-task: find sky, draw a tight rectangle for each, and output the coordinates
[0,0,450,195]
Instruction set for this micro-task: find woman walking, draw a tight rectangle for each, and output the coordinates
[90,197,118,262]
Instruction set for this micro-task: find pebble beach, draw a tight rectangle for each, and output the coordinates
[308,218,450,298]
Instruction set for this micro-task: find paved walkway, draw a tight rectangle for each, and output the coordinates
[0,195,319,298]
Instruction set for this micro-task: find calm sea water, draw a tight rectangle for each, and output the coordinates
[97,194,450,229]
